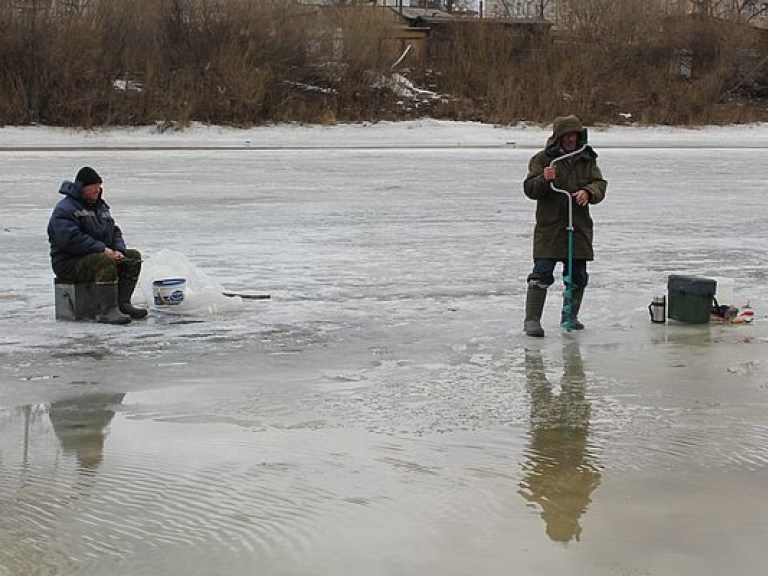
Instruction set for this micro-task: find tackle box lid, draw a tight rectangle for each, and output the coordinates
[667,274,717,295]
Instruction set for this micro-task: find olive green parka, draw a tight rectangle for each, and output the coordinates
[523,115,607,260]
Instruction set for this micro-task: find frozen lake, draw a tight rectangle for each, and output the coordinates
[1,121,768,575]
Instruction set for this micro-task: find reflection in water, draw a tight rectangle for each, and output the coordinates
[0,393,125,574]
[519,342,601,543]
[48,392,125,470]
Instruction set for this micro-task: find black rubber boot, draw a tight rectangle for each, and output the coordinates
[118,278,148,319]
[561,289,585,330]
[524,285,547,337]
[94,283,131,325]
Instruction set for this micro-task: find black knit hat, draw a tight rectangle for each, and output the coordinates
[75,167,102,187]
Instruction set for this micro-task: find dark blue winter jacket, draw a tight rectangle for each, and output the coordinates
[47,181,127,278]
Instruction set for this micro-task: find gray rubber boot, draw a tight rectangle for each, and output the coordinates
[94,282,131,325]
[561,289,585,330]
[118,278,148,319]
[524,285,547,337]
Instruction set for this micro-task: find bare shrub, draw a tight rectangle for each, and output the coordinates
[0,0,766,126]
[430,0,768,125]
[319,5,400,120]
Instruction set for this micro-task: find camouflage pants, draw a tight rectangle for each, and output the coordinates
[66,248,142,283]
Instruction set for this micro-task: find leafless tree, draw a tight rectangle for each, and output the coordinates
[495,0,556,19]
[735,0,768,21]
[693,0,768,21]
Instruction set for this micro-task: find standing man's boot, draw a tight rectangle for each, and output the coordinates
[561,289,585,330]
[118,277,148,319]
[524,284,547,337]
[94,282,131,325]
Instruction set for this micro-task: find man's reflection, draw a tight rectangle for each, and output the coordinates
[519,342,600,542]
[48,393,125,470]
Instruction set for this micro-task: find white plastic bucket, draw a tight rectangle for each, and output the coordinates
[152,278,186,306]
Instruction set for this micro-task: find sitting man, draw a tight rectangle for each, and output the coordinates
[47,166,147,324]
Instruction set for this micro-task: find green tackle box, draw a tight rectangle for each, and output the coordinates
[667,275,716,324]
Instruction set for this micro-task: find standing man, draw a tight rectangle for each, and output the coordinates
[48,167,147,324]
[523,115,607,337]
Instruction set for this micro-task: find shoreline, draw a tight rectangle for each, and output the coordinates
[2,119,768,151]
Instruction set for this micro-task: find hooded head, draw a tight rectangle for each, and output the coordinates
[546,115,588,150]
[75,167,102,188]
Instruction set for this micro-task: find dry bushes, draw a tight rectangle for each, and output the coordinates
[0,0,377,126]
[0,0,766,127]
[427,0,768,125]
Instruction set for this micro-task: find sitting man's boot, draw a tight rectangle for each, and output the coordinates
[561,289,585,330]
[118,277,148,319]
[524,284,547,337]
[95,282,131,325]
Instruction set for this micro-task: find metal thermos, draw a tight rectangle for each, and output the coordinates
[649,295,666,323]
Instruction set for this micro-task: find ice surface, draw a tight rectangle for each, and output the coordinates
[2,121,767,370]
[1,121,768,575]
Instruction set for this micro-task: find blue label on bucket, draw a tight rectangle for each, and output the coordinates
[153,278,186,306]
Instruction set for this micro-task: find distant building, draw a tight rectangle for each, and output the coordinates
[480,0,768,29]
[388,5,551,67]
